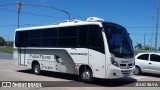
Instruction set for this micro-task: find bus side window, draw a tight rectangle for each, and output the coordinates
[89,25,104,53]
[78,25,88,47]
[42,28,58,47]
[28,30,41,47]
[15,31,19,47]
[58,26,78,47]
[16,31,29,47]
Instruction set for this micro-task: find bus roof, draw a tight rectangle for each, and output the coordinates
[16,17,119,31]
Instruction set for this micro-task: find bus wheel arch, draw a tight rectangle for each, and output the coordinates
[32,60,41,75]
[79,65,93,82]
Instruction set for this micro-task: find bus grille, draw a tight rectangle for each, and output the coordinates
[119,63,133,69]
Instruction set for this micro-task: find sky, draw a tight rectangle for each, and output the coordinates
[0,0,159,48]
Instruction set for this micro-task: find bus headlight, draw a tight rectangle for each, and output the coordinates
[110,58,119,67]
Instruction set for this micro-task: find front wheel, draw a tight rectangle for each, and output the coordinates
[133,66,141,75]
[32,63,41,75]
[80,70,92,82]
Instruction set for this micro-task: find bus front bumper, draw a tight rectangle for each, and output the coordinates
[106,65,135,79]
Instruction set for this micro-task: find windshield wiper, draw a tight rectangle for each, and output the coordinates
[119,41,123,54]
[119,31,125,54]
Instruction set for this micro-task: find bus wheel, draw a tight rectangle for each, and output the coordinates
[32,63,41,75]
[80,69,92,82]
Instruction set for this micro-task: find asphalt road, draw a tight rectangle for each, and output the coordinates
[0,59,160,90]
[0,53,13,60]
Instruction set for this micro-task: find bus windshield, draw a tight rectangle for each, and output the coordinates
[103,23,134,58]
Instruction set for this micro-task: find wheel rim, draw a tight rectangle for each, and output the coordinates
[34,65,40,74]
[82,71,90,80]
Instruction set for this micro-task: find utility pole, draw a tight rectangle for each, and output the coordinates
[151,15,155,50]
[17,2,21,28]
[7,35,9,47]
[155,0,160,51]
[144,32,146,49]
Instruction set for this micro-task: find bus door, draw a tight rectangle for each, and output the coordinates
[18,31,28,66]
[88,25,106,78]
[89,39,105,78]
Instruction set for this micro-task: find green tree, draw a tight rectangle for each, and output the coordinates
[7,41,13,47]
[0,37,5,46]
[135,43,142,50]
[143,45,150,50]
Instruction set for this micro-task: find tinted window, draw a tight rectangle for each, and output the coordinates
[42,38,57,47]
[29,30,41,47]
[78,25,88,47]
[89,25,103,47]
[150,54,160,62]
[58,26,78,47]
[89,25,101,33]
[42,28,58,47]
[28,39,41,47]
[58,38,77,47]
[90,33,103,47]
[15,31,28,47]
[59,26,77,37]
[42,28,57,38]
[88,25,104,53]
[29,30,41,38]
[103,23,133,58]
[137,54,149,60]
[15,32,19,47]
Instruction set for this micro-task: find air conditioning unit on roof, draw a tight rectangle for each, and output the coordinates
[86,17,104,22]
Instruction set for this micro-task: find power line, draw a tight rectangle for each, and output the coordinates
[125,26,159,28]
[20,2,71,20]
[20,3,86,20]
[130,33,160,35]
[0,24,39,27]
[0,3,85,20]
[1,23,160,36]
[70,12,86,20]
[129,33,155,35]
[0,3,16,6]
[0,8,65,19]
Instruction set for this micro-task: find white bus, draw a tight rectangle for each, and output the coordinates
[14,17,135,82]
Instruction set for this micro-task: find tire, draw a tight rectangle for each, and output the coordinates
[32,63,41,75]
[80,69,92,82]
[133,66,141,75]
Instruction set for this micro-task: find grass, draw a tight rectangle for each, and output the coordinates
[134,50,140,55]
[0,46,13,54]
[134,50,145,56]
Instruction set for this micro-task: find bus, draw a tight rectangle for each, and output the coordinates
[13,17,135,82]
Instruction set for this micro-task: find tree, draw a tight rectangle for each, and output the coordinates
[7,41,13,47]
[0,37,5,46]
[143,45,150,50]
[135,42,142,50]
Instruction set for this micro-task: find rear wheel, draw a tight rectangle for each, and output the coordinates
[80,69,92,82]
[133,66,141,75]
[32,63,41,75]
